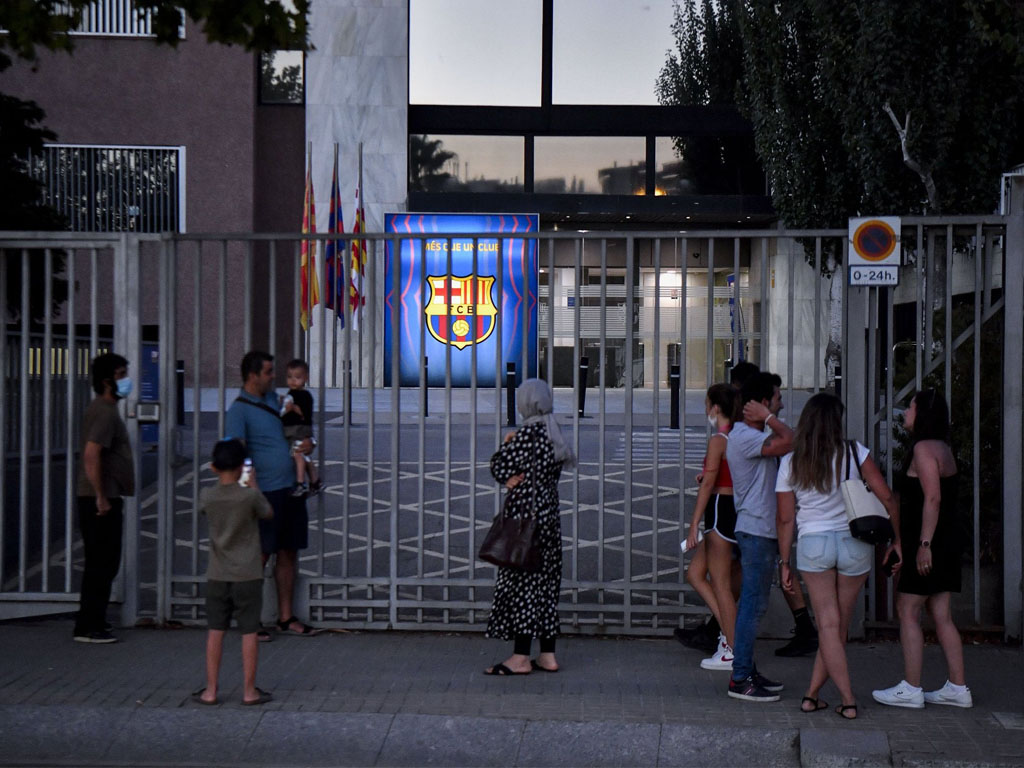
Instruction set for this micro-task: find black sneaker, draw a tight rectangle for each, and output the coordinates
[753,671,784,693]
[728,675,781,702]
[73,630,118,644]
[775,632,818,657]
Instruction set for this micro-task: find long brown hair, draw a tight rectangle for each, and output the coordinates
[790,393,846,494]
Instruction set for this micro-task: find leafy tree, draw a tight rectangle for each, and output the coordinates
[260,51,304,103]
[658,0,1024,380]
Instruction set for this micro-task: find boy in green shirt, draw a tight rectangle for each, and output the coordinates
[192,439,274,706]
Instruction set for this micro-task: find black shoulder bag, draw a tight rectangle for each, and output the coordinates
[478,434,542,572]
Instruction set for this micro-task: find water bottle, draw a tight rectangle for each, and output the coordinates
[239,457,253,487]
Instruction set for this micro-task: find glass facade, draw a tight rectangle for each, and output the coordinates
[552,0,675,105]
[534,137,646,195]
[655,135,764,196]
[409,135,524,193]
[409,0,543,106]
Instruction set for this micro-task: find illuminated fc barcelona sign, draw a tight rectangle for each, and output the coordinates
[384,213,539,387]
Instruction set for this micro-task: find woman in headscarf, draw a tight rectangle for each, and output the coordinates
[484,379,574,675]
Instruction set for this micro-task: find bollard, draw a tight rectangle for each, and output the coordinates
[506,362,516,426]
[176,360,185,426]
[423,357,429,418]
[670,364,680,429]
[834,363,842,398]
[577,356,589,417]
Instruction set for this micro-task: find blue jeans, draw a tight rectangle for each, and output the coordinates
[731,531,778,682]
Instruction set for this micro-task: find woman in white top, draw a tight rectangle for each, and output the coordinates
[776,393,897,719]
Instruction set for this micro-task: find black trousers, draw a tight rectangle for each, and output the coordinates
[75,497,124,634]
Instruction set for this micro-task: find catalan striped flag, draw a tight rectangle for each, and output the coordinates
[350,186,367,314]
[299,161,320,331]
[323,154,346,324]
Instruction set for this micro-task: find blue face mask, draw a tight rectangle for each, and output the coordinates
[115,377,133,398]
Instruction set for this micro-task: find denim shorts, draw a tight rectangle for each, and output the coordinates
[796,530,873,576]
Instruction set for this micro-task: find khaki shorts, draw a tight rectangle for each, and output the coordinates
[206,578,263,633]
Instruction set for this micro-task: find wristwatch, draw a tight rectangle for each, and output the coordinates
[919,540,931,549]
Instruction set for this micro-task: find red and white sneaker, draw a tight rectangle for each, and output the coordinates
[700,634,734,670]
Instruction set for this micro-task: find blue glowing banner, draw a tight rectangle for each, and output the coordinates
[384,213,538,387]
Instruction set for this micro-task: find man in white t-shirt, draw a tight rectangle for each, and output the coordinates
[725,372,794,702]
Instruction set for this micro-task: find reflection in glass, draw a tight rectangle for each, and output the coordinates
[409,135,524,193]
[259,51,304,104]
[553,0,674,105]
[655,135,764,195]
[534,137,646,194]
[409,0,542,106]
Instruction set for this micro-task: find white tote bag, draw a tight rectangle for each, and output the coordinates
[840,441,894,545]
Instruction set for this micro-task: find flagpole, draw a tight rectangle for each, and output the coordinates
[331,142,339,388]
[357,141,364,388]
[305,140,312,362]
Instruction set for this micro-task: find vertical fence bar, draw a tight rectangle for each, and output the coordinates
[624,235,635,630]
[547,239,554,386]
[90,249,99,359]
[341,235,352,615]
[787,247,795,416]
[468,235,479,622]
[652,239,661,616]
[865,286,878,622]
[41,250,53,591]
[494,235,503,537]
[191,245,202,597]
[572,239,582,625]
[678,238,687,604]
[915,225,923,392]
[417,236,426,620]
[924,229,935,377]
[365,240,377,613]
[706,239,714,388]
[269,241,277,359]
[217,240,227,439]
[972,225,982,625]
[387,238,400,627]
[317,234,329,584]
[760,239,768,377]
[293,241,301,361]
[814,239,822,392]
[944,225,953,408]
[63,247,75,591]
[0,251,5,587]
[443,237,453,622]
[599,239,607,621]
[732,237,740,371]
[244,240,253,352]
[19,250,30,591]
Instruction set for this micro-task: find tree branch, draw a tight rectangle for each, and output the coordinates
[883,101,940,212]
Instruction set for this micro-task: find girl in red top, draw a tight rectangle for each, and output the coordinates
[684,383,741,670]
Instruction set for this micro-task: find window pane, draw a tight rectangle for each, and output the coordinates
[534,137,646,195]
[410,0,542,106]
[656,136,764,195]
[260,51,304,104]
[553,0,674,105]
[410,135,524,192]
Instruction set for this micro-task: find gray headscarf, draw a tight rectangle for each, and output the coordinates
[517,378,575,467]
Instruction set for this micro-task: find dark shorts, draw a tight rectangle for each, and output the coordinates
[259,488,309,554]
[206,579,263,633]
[704,494,737,543]
[283,424,314,443]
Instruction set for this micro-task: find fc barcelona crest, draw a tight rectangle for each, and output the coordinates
[424,275,498,350]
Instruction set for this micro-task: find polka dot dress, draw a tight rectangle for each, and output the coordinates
[485,422,564,642]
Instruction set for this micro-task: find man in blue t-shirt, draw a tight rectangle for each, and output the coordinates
[725,371,793,702]
[225,351,319,639]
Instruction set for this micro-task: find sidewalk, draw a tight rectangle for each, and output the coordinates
[0,618,1020,767]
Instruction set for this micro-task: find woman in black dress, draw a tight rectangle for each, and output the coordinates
[484,379,573,675]
[872,389,973,709]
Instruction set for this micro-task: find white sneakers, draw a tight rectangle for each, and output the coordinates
[923,680,974,708]
[700,634,734,670]
[872,679,973,709]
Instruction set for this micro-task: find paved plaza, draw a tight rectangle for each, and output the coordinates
[0,618,1021,766]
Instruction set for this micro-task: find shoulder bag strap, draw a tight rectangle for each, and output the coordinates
[845,439,853,481]
[234,396,282,420]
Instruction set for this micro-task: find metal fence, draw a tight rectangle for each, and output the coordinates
[1,205,1022,639]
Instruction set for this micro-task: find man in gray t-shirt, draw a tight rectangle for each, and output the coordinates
[724,372,793,702]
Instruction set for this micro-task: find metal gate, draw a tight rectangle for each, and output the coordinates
[2,203,1022,640]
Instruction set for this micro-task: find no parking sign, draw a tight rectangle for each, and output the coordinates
[848,216,901,286]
